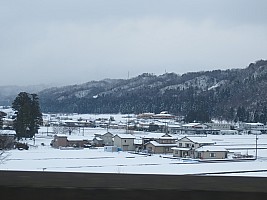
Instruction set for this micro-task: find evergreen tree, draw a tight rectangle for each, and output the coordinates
[12,92,43,139]
[184,107,211,123]
[236,106,248,122]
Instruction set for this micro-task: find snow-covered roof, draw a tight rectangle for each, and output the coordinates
[114,134,136,139]
[179,136,214,144]
[55,134,68,137]
[168,124,181,128]
[94,137,103,141]
[195,146,228,152]
[147,141,177,147]
[67,135,94,141]
[142,133,165,139]
[182,123,201,127]
[171,147,191,151]
[0,130,16,135]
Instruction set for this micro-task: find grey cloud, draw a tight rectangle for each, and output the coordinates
[0,0,267,86]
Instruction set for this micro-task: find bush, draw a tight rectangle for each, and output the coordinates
[15,142,29,150]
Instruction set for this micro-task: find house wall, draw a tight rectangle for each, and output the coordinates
[177,138,201,149]
[113,136,122,148]
[51,136,68,148]
[173,149,194,158]
[68,140,87,147]
[196,151,227,159]
[156,138,176,144]
[205,123,233,130]
[92,139,104,147]
[101,133,113,146]
[114,136,135,151]
[146,144,173,154]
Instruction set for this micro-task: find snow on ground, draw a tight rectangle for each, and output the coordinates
[1,130,267,177]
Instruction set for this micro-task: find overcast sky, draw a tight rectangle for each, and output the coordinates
[1,0,267,86]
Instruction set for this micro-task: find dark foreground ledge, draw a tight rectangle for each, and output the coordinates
[1,171,267,200]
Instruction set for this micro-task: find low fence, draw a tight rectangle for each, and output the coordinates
[1,171,267,200]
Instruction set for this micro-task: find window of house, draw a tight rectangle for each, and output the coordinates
[124,140,127,143]
[179,143,182,147]
[210,153,216,157]
[186,143,190,148]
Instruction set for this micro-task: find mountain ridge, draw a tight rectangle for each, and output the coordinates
[2,60,267,122]
[37,60,267,122]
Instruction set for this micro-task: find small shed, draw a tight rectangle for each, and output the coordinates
[104,146,118,152]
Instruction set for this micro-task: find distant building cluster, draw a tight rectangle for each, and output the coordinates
[0,107,264,160]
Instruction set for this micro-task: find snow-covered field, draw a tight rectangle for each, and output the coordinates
[1,128,267,177]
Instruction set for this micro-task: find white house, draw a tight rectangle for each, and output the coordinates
[177,136,215,149]
[240,123,265,132]
[113,134,136,151]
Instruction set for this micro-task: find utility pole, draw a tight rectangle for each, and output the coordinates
[256,133,258,160]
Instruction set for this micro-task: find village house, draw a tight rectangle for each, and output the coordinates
[50,134,91,148]
[113,134,136,151]
[181,123,211,135]
[152,111,175,120]
[239,122,265,133]
[205,122,234,131]
[94,132,114,146]
[145,141,177,154]
[142,133,176,144]
[194,146,228,159]
[167,124,181,134]
[143,133,177,154]
[92,137,104,147]
[173,136,215,158]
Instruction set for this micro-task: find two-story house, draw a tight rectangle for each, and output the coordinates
[113,134,136,151]
[144,133,177,154]
[173,136,214,158]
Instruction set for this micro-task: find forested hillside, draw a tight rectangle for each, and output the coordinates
[37,60,267,122]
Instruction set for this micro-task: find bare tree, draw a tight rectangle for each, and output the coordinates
[52,125,79,135]
[0,130,14,164]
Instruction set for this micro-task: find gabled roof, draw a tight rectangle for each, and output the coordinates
[114,134,135,139]
[195,146,228,152]
[93,137,103,141]
[67,135,94,141]
[146,141,177,147]
[171,147,191,151]
[178,136,214,144]
[142,133,165,139]
[95,132,113,136]
[182,123,201,127]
